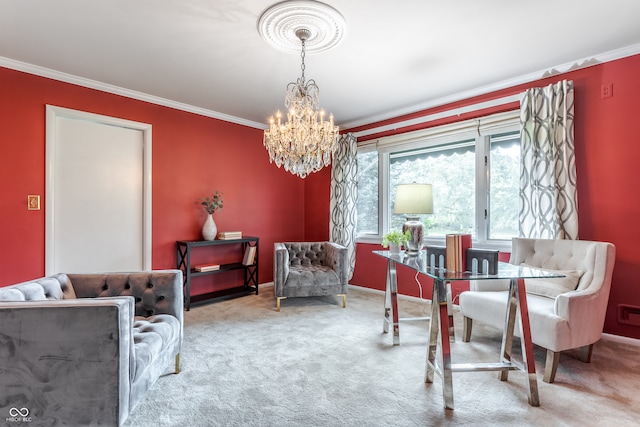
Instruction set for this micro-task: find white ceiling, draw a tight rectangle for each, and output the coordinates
[2,0,640,130]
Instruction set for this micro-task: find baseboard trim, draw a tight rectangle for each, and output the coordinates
[601,332,640,347]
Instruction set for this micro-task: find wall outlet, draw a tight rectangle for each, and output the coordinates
[601,83,613,98]
[618,304,640,326]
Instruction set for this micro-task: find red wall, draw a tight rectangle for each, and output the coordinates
[348,54,640,339]
[2,53,640,338]
[0,66,308,295]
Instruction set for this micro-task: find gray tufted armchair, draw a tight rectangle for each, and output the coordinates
[274,241,348,311]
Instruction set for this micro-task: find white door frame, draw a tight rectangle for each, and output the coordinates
[45,105,152,274]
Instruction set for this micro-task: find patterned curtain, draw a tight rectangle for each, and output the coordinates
[330,133,358,280]
[519,80,578,239]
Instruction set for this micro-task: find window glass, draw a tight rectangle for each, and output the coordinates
[390,141,476,237]
[356,150,379,235]
[355,110,521,248]
[489,132,520,239]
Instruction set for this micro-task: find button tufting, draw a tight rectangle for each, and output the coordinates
[158,295,165,301]
[148,283,154,288]
[103,284,109,290]
[125,283,131,289]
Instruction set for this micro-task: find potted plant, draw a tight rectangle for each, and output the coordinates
[382,230,409,254]
[199,190,223,241]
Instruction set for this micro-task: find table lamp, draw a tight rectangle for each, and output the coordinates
[393,183,433,255]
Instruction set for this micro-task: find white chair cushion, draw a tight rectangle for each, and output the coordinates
[522,263,585,298]
[459,290,570,350]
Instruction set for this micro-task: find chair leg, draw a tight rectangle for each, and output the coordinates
[338,294,347,308]
[544,349,559,383]
[578,344,594,363]
[175,353,181,374]
[462,316,472,342]
[276,297,286,312]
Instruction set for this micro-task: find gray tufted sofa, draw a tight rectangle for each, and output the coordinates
[274,241,348,311]
[0,270,183,426]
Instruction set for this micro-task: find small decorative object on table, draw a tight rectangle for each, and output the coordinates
[426,245,447,268]
[393,184,434,255]
[218,231,242,240]
[466,248,499,274]
[382,230,410,255]
[199,190,223,241]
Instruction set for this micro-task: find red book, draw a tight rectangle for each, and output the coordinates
[459,234,472,272]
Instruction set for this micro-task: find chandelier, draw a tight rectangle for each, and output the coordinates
[263,28,339,178]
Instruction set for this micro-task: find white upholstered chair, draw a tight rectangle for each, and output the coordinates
[459,238,616,383]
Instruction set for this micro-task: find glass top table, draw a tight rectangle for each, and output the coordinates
[373,250,564,410]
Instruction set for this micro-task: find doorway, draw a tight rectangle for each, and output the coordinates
[45,105,152,274]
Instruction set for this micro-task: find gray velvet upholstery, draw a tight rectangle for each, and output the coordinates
[274,242,348,310]
[0,270,183,426]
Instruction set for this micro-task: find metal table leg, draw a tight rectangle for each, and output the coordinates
[383,260,400,345]
[515,278,539,406]
[426,277,539,410]
[425,278,454,409]
[499,279,518,382]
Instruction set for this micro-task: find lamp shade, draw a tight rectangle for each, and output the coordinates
[393,184,433,215]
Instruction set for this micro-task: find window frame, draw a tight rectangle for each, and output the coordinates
[356,110,520,252]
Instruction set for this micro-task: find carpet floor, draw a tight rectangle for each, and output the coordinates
[124,286,640,427]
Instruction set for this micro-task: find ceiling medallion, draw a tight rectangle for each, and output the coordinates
[257,0,346,55]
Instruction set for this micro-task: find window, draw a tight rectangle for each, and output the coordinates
[390,141,476,236]
[355,149,378,235]
[488,133,521,239]
[356,110,520,250]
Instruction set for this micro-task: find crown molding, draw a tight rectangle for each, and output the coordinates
[0,56,268,130]
[342,42,640,131]
[3,42,640,133]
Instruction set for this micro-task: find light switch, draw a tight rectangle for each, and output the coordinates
[28,195,40,210]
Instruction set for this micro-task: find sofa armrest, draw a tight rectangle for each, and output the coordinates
[274,243,290,296]
[0,297,134,426]
[325,242,348,289]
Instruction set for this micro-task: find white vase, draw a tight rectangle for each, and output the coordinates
[202,213,217,241]
[389,244,401,255]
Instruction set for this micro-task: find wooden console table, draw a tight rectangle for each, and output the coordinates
[176,237,259,310]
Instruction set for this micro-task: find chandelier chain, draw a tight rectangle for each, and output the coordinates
[300,38,306,84]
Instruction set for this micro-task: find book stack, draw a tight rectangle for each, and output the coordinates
[194,263,220,272]
[242,245,257,266]
[445,234,472,272]
[217,231,242,240]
